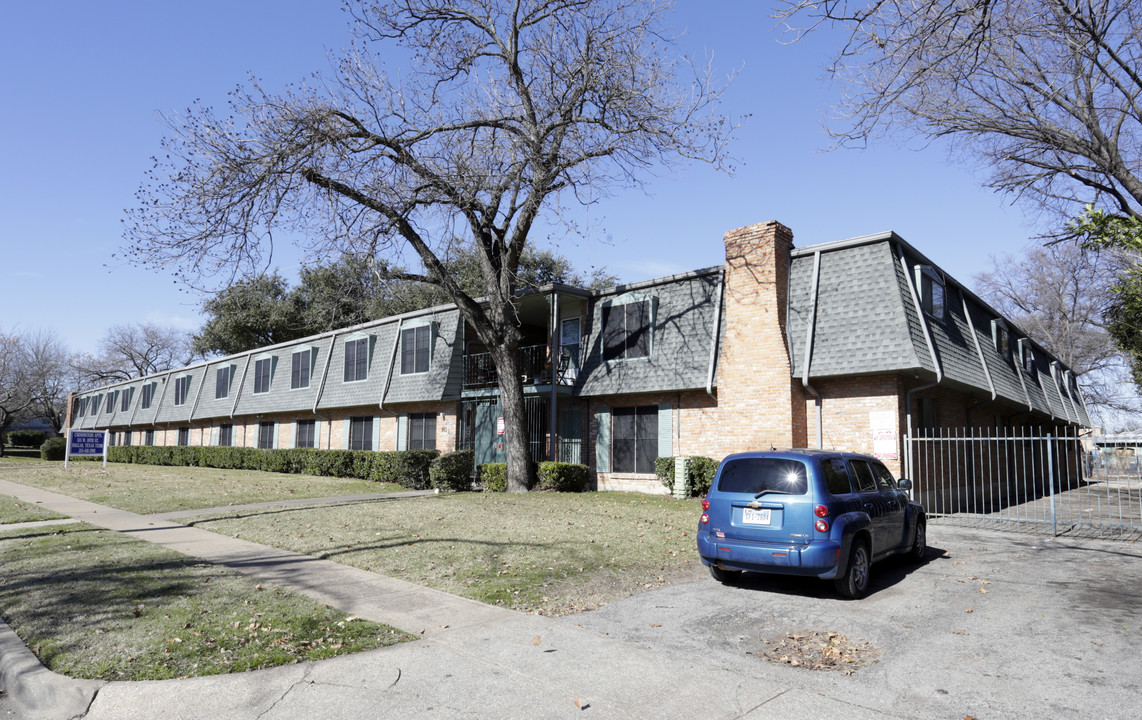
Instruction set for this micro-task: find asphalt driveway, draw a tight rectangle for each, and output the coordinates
[567,522,1142,719]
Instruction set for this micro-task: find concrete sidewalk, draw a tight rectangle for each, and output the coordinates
[0,479,880,720]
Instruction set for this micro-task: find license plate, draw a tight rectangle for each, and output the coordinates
[742,507,772,526]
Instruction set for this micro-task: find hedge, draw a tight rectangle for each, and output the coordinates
[8,430,47,448]
[478,463,507,492]
[104,445,439,488]
[655,455,719,496]
[535,462,589,492]
[429,449,475,492]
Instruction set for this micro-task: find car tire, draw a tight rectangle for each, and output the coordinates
[910,517,927,562]
[835,540,871,599]
[709,564,742,584]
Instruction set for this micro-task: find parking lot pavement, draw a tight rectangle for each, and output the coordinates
[565,522,1142,720]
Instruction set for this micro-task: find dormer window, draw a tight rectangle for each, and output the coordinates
[400,324,433,375]
[1018,339,1035,374]
[291,347,315,389]
[916,266,945,319]
[991,320,1010,360]
[253,355,274,394]
[602,294,656,362]
[345,334,372,382]
[173,375,192,405]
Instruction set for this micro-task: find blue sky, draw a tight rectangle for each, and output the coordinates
[1,1,1040,356]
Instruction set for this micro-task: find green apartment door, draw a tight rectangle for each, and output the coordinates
[474,401,506,466]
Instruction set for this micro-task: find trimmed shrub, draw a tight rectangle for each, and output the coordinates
[655,456,676,492]
[689,456,719,496]
[479,463,508,492]
[430,449,475,492]
[656,455,719,496]
[369,450,439,489]
[535,462,589,492]
[9,430,47,448]
[41,437,66,461]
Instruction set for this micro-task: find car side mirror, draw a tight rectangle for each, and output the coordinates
[897,478,913,491]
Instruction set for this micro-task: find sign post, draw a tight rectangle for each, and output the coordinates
[65,429,109,468]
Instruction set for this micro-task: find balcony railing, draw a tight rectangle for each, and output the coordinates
[464,344,575,390]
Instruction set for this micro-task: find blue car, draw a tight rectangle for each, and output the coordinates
[697,449,926,598]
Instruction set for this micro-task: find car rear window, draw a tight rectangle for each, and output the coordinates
[716,458,809,496]
[822,458,853,495]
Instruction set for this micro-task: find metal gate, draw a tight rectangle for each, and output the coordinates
[905,428,1142,539]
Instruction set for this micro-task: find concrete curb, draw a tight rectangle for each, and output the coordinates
[0,620,103,720]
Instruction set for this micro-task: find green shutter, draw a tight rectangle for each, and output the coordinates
[314,419,323,450]
[396,414,408,451]
[658,405,673,457]
[595,406,610,473]
[211,426,219,446]
[288,421,297,450]
[272,422,279,450]
[372,416,381,451]
[342,419,350,450]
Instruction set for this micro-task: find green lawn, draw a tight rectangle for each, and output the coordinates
[2,460,401,514]
[188,491,705,615]
[0,460,705,681]
[0,523,415,680]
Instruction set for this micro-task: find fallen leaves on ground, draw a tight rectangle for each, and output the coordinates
[752,631,880,674]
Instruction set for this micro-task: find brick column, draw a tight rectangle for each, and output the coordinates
[716,221,807,453]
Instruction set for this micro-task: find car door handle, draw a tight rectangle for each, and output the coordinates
[863,503,874,511]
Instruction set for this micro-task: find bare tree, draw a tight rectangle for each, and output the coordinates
[22,330,78,434]
[776,0,1142,229]
[0,331,36,456]
[124,0,733,491]
[975,243,1140,420]
[73,323,201,386]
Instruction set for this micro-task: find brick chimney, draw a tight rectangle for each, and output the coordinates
[715,221,807,453]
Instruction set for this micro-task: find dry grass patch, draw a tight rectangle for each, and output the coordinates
[0,494,68,524]
[2,461,396,515]
[0,523,415,680]
[189,491,705,615]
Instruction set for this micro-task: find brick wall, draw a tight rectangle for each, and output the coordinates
[713,221,807,454]
[806,375,906,476]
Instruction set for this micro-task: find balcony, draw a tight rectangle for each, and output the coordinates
[463,344,577,390]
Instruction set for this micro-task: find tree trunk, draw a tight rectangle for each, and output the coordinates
[491,345,535,492]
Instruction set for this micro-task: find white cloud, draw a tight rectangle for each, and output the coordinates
[144,310,202,331]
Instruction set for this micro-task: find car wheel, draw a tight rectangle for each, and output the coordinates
[910,517,927,562]
[835,540,871,599]
[709,564,742,584]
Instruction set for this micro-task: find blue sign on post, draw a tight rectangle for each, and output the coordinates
[65,429,109,468]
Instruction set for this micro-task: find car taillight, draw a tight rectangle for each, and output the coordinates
[701,498,710,511]
[814,504,829,518]
[700,513,709,524]
[815,519,830,533]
